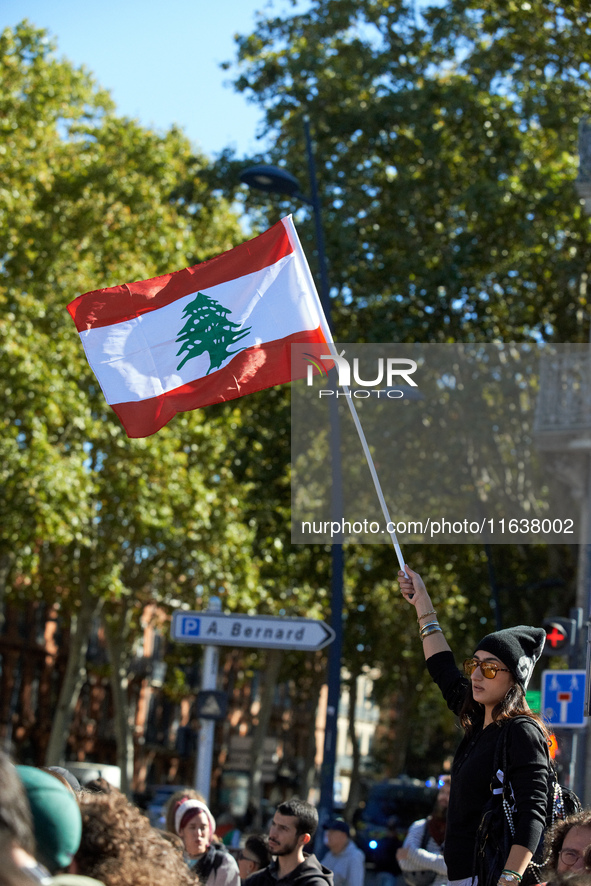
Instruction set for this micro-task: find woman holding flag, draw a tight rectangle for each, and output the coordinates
[398,566,550,886]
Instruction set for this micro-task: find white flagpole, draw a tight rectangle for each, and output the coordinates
[317,343,407,573]
[339,384,407,573]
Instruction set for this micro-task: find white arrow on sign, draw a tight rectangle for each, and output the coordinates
[171,611,335,651]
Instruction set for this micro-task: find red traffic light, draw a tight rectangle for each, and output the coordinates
[546,624,568,649]
[543,618,576,656]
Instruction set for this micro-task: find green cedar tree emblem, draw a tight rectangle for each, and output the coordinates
[175,291,251,374]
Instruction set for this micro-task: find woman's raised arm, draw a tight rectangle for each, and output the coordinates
[398,566,451,660]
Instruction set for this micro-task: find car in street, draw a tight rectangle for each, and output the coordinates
[354,776,438,863]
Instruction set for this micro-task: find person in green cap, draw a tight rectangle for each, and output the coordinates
[16,766,82,874]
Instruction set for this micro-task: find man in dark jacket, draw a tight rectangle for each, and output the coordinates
[244,798,333,885]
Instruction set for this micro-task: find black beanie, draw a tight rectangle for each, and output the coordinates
[475,625,546,690]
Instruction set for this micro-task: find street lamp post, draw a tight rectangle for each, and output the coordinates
[575,118,591,801]
[240,118,344,843]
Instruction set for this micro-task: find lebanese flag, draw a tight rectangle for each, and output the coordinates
[67,216,331,438]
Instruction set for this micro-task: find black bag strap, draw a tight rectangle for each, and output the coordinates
[490,722,509,799]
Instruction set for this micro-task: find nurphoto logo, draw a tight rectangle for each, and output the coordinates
[304,349,418,398]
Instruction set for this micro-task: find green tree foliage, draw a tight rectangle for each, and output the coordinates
[0,21,345,794]
[0,22,262,772]
[229,0,591,343]
[0,22,245,579]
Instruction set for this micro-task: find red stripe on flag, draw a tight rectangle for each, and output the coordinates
[68,219,294,332]
[111,327,327,438]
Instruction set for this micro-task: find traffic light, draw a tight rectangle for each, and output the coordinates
[543,618,577,656]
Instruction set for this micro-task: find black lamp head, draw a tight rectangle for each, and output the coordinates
[240,164,309,201]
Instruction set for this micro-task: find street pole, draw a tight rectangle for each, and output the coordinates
[302,117,345,846]
[575,120,591,803]
[195,596,221,803]
[238,121,346,836]
[568,605,585,799]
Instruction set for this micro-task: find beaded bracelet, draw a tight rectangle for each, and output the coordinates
[420,625,442,639]
[417,609,436,623]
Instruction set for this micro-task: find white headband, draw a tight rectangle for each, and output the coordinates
[174,799,216,838]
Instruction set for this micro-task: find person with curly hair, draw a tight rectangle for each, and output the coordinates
[17,766,82,876]
[173,798,240,886]
[540,810,591,878]
[544,876,591,886]
[75,788,199,886]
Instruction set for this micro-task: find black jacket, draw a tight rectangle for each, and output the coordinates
[245,854,333,885]
[427,650,549,881]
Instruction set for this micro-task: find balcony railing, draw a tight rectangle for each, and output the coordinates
[534,350,591,435]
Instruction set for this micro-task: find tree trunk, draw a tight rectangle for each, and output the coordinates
[298,661,325,801]
[344,671,362,820]
[45,591,102,765]
[103,613,134,796]
[390,688,414,775]
[0,553,14,630]
[248,648,283,823]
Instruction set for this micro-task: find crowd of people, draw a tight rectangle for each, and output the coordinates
[2,563,591,885]
[2,751,591,886]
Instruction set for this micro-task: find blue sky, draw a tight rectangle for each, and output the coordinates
[0,0,306,159]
